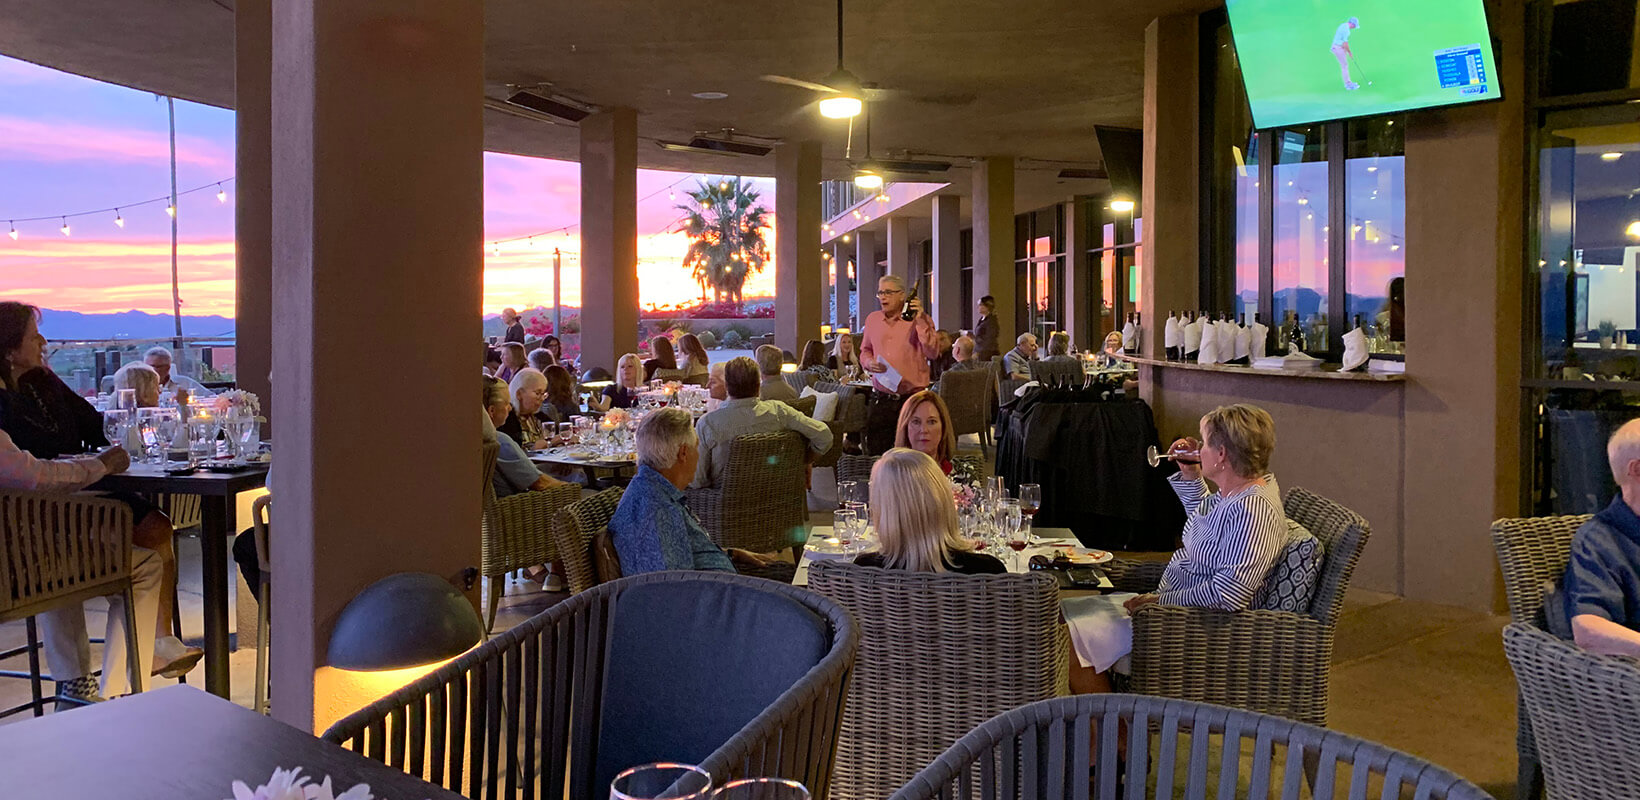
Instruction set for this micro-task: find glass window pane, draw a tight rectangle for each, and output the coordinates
[1273,125,1330,355]
[1132,218,1144,310]
[1204,18,1260,320]
[1346,117,1406,354]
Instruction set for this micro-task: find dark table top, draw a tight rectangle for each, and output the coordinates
[91,461,270,497]
[0,685,463,799]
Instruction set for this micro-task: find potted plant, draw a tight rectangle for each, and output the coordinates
[1599,319,1617,350]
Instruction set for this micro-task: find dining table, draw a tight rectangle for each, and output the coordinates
[0,685,463,799]
[530,447,636,484]
[91,461,269,699]
[792,525,1114,591]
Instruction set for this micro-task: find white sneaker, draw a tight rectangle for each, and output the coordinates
[544,574,566,592]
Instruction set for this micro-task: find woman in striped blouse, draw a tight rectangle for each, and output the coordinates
[1064,403,1287,693]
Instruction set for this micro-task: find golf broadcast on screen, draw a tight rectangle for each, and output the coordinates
[1226,0,1500,129]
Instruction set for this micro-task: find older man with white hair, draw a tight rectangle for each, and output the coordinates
[609,407,772,575]
[1003,332,1039,380]
[1559,419,1640,656]
[858,274,937,453]
[143,346,214,401]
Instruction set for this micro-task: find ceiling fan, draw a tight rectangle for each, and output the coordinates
[758,0,873,119]
[847,104,950,188]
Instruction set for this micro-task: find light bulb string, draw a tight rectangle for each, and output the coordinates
[3,177,235,224]
[485,174,725,248]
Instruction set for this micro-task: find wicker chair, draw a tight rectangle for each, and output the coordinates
[1491,514,1590,800]
[812,382,867,470]
[992,356,1029,405]
[323,572,858,800]
[1029,358,1085,387]
[1504,622,1640,800]
[807,560,1068,800]
[889,695,1493,800]
[0,489,142,719]
[687,432,809,559]
[250,494,273,715]
[784,371,819,395]
[1105,486,1369,727]
[934,368,994,448]
[479,439,582,634]
[547,486,625,595]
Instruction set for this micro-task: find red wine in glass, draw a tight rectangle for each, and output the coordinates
[1007,540,1029,552]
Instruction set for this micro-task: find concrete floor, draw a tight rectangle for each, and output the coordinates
[0,475,1520,798]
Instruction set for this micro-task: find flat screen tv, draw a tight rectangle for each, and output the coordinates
[1226,0,1501,129]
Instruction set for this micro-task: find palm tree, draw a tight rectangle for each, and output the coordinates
[675,177,770,306]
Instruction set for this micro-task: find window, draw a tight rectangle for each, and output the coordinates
[1015,207,1065,342]
[1272,125,1330,356]
[1345,118,1406,351]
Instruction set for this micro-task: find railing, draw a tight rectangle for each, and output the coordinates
[822,180,867,221]
[46,335,236,396]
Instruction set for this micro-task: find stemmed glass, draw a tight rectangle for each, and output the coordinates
[611,763,713,800]
[150,407,181,462]
[102,409,132,452]
[711,778,810,800]
[1000,499,1026,571]
[1018,484,1041,541]
[831,507,856,552]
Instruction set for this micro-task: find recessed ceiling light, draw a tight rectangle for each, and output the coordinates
[692,91,729,100]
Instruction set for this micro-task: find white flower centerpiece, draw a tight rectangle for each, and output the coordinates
[227,766,400,800]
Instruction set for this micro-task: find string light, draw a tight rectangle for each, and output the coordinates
[59,217,70,237]
[216,183,227,203]
[114,209,124,228]
[165,202,176,218]
[6,222,15,240]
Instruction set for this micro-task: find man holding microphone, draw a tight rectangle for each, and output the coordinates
[859,274,938,454]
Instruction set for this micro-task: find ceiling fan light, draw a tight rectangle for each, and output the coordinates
[819,95,864,119]
[853,169,884,189]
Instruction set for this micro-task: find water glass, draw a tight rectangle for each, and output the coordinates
[102,409,132,450]
[832,509,856,550]
[985,476,1007,506]
[115,388,137,411]
[610,763,712,800]
[711,778,810,800]
[186,406,220,460]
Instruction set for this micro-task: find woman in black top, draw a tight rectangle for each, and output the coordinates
[590,353,644,412]
[642,336,677,383]
[853,447,1005,575]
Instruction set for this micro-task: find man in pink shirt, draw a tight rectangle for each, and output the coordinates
[859,274,938,453]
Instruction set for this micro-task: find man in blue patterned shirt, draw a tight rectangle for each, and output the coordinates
[611,407,774,574]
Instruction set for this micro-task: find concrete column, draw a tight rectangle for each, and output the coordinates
[271,0,483,731]
[1063,199,1093,349]
[886,217,913,282]
[931,194,962,331]
[579,108,639,372]
[832,242,850,329]
[775,142,822,353]
[234,0,272,430]
[854,229,880,325]
[1139,15,1200,362]
[973,157,1016,342]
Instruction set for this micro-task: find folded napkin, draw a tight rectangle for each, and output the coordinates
[1164,316,1182,348]
[1234,322,1252,360]
[1196,320,1219,364]
[1122,320,1137,350]
[1250,322,1269,359]
[1062,593,1140,672]
[1282,351,1323,370]
[1217,320,1238,363]
[1367,358,1406,374]
[1342,327,1369,371]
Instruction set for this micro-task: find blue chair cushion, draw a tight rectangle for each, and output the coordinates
[593,579,830,797]
[1250,519,1323,614]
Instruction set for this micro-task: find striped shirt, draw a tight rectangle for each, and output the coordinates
[1157,473,1287,610]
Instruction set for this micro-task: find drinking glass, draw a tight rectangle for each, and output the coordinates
[831,508,856,551]
[186,405,220,460]
[610,763,712,800]
[102,409,132,450]
[711,778,810,800]
[1000,499,1026,570]
[985,476,1007,505]
[115,388,137,411]
[1018,484,1041,540]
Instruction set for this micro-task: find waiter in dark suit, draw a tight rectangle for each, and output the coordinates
[973,295,1000,361]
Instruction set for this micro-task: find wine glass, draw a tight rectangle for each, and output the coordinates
[835,480,858,510]
[711,778,810,800]
[1001,499,1026,571]
[985,476,1007,506]
[102,409,132,451]
[1018,484,1041,541]
[611,763,712,800]
[831,508,856,552]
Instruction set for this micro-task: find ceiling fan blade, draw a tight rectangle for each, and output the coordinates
[760,74,841,94]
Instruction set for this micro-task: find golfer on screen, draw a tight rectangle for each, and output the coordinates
[1331,17,1361,90]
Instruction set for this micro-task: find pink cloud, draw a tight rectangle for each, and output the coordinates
[0,116,232,169]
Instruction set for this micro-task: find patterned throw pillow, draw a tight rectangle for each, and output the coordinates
[1251,520,1323,613]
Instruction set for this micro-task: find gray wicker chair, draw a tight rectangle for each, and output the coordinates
[323,571,858,800]
[889,695,1493,800]
[807,560,1068,800]
[481,445,582,634]
[1029,358,1086,387]
[687,431,809,559]
[548,486,625,595]
[813,382,867,470]
[1504,622,1640,800]
[1105,486,1369,727]
[934,368,994,449]
[784,371,818,395]
[1491,514,1590,800]
[992,356,1030,405]
[0,489,143,718]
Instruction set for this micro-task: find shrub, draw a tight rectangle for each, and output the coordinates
[725,322,755,343]
[747,304,776,319]
[697,330,718,349]
[721,330,744,348]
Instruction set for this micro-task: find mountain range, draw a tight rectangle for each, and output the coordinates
[38,308,236,342]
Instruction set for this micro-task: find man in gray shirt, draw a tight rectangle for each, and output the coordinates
[755,344,799,403]
[694,356,831,489]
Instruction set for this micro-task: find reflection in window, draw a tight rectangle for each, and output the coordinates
[1203,20,1261,322]
[1273,126,1330,355]
[1346,117,1406,354]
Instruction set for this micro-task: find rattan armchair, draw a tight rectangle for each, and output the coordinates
[934,368,993,448]
[812,382,866,470]
[807,560,1068,800]
[686,431,809,559]
[0,488,142,719]
[548,486,625,595]
[1504,622,1640,800]
[323,571,858,800]
[1106,486,1369,727]
[480,442,582,634]
[1029,358,1085,387]
[1491,514,1590,800]
[889,695,1492,800]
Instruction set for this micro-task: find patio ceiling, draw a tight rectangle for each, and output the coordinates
[1,0,1215,213]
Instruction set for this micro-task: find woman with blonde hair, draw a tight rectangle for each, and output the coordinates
[676,333,710,382]
[112,362,163,409]
[828,331,861,374]
[895,390,957,473]
[590,353,644,411]
[854,448,1004,574]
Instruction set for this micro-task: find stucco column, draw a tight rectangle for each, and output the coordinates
[1063,199,1093,349]
[931,194,962,331]
[579,108,638,372]
[1139,15,1201,365]
[234,0,272,431]
[855,229,881,324]
[775,142,822,353]
[973,157,1016,341]
[271,0,484,731]
[886,217,913,283]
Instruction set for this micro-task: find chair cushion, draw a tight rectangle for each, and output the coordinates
[800,385,840,422]
[1250,519,1323,613]
[593,528,623,585]
[594,579,831,795]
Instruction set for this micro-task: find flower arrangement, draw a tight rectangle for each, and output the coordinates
[602,408,630,428]
[227,767,380,800]
[212,390,265,422]
[953,481,980,511]
[951,459,980,488]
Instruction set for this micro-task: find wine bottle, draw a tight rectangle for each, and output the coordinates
[899,285,920,321]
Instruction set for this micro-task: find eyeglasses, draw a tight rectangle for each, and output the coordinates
[875,290,903,298]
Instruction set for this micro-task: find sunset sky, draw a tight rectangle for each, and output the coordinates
[0,55,778,325]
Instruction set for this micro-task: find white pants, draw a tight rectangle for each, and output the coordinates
[37,546,162,696]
